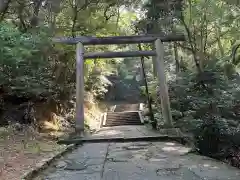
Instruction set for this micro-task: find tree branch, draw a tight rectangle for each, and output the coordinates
[179,10,202,73]
[71,0,91,37]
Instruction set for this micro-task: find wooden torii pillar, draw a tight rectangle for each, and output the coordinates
[53,34,185,132]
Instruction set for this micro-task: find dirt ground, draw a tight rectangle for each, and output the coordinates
[0,102,105,180]
[0,125,70,180]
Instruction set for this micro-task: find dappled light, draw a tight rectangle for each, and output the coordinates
[164,142,176,146]
[93,129,125,137]
[161,143,191,154]
[202,164,219,169]
[90,125,152,139]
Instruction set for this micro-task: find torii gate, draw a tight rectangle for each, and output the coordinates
[53,34,185,132]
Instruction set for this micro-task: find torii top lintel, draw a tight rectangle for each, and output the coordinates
[52,33,185,46]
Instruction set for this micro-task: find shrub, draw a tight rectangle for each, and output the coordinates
[0,23,53,99]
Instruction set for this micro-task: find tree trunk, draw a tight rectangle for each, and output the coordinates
[0,0,12,21]
[173,43,180,73]
[138,44,156,129]
[71,0,91,38]
[17,2,27,32]
[215,25,224,57]
[180,14,202,73]
[30,0,44,27]
[71,5,78,38]
[217,38,224,57]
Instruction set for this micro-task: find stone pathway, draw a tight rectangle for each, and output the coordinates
[33,126,240,180]
[87,125,162,139]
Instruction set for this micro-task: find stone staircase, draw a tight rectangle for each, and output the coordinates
[101,104,143,127]
[114,104,139,112]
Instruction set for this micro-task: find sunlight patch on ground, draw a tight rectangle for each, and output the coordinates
[164,142,176,146]
[161,144,191,154]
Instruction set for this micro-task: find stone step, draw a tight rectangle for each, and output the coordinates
[106,115,140,119]
[103,111,143,127]
[114,104,139,112]
[103,122,142,126]
[107,111,139,115]
[106,113,140,121]
[105,119,141,124]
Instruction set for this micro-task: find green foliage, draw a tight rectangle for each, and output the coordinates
[148,63,240,157]
[0,1,138,102]
[0,23,52,98]
[134,0,240,166]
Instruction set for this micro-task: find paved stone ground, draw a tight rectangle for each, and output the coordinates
[33,126,240,180]
[87,125,162,139]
